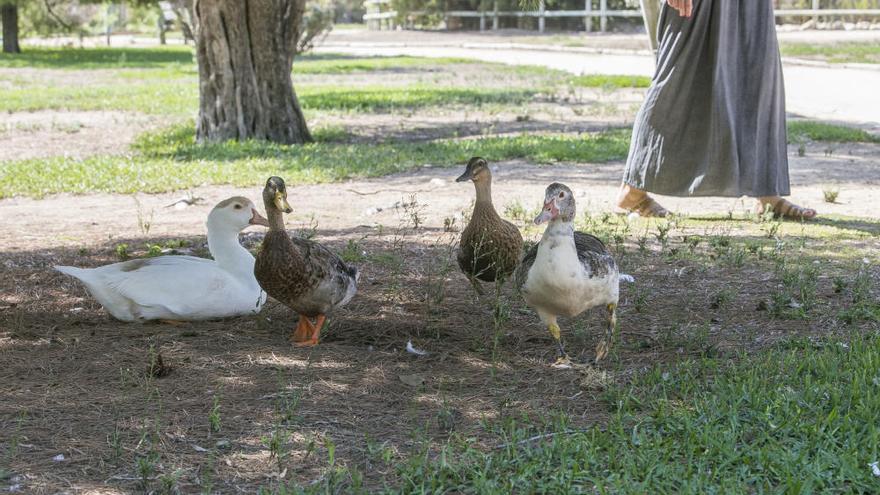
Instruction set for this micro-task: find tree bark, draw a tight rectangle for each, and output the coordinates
[2,3,20,54]
[192,0,312,144]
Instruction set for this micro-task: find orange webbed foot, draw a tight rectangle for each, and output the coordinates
[290,315,326,347]
[291,316,315,346]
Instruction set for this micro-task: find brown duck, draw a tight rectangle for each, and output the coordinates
[455,157,524,294]
[254,177,358,346]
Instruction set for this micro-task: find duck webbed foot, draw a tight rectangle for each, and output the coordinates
[291,314,326,347]
[548,322,572,369]
[291,315,316,347]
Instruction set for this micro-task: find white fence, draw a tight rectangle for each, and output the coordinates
[365,0,880,32]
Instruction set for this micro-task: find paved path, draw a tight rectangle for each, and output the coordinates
[315,42,880,129]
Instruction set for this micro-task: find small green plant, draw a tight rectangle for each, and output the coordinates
[134,196,154,236]
[296,214,319,240]
[262,426,291,472]
[341,238,367,263]
[115,243,130,261]
[157,470,182,495]
[710,289,732,309]
[654,220,673,248]
[823,188,839,203]
[636,231,649,253]
[209,395,221,434]
[759,210,782,238]
[145,243,163,257]
[838,267,880,324]
[136,449,159,493]
[107,418,123,465]
[400,194,426,231]
[503,199,529,224]
[771,262,819,319]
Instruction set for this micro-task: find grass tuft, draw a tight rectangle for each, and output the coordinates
[568,74,651,89]
[788,121,880,144]
[781,41,880,65]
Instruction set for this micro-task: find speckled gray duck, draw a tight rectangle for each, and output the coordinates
[515,183,620,368]
[254,177,358,346]
[455,157,524,294]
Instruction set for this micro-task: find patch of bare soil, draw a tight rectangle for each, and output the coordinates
[0,111,164,161]
[1,154,878,492]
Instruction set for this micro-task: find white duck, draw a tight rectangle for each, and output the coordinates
[514,183,620,368]
[55,196,270,322]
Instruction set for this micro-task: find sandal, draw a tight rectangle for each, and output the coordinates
[620,194,669,218]
[756,197,817,220]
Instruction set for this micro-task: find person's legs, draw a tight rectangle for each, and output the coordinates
[756,196,817,220]
[617,184,669,217]
[640,0,662,52]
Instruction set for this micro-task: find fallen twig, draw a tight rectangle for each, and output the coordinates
[493,429,591,450]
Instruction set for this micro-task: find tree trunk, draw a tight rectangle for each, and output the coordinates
[192,0,312,144]
[2,3,20,54]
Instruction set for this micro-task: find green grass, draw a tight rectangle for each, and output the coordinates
[297,85,536,111]
[0,47,470,73]
[0,47,649,114]
[568,73,652,89]
[0,75,198,115]
[295,54,475,74]
[272,333,880,493]
[788,121,880,144]
[0,46,195,69]
[781,41,880,64]
[0,79,536,115]
[0,125,631,198]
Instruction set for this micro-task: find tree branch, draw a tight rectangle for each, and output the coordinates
[43,0,73,31]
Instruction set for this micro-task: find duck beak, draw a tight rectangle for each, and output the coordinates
[534,200,558,225]
[273,191,293,214]
[455,169,473,182]
[249,209,270,227]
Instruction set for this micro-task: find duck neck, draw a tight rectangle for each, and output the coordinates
[473,179,494,208]
[541,219,574,241]
[267,207,286,232]
[206,222,255,278]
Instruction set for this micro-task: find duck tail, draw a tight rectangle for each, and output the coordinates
[54,265,89,280]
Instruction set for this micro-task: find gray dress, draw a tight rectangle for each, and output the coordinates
[623,0,790,197]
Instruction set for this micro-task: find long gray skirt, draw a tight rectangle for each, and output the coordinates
[623,0,790,197]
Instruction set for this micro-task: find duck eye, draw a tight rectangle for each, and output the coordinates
[234,204,243,209]
[558,192,565,198]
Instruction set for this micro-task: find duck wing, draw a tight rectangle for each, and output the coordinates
[290,236,359,310]
[100,256,255,320]
[514,240,538,292]
[573,232,617,278]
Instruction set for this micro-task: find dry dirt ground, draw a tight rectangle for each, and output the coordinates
[0,110,162,161]
[1,146,879,492]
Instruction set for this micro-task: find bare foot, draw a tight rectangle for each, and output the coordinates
[757,197,817,220]
[616,184,669,218]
